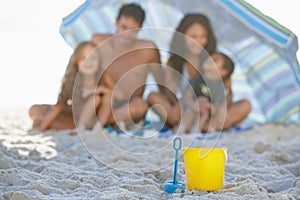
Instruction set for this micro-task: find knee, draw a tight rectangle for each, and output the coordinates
[147,92,160,106]
[222,99,252,130]
[168,102,181,126]
[242,100,252,115]
[29,104,37,114]
[167,114,180,127]
[245,100,252,113]
[28,104,40,118]
[220,116,232,131]
[131,98,149,117]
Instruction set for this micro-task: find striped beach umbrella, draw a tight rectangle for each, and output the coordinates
[59,0,300,124]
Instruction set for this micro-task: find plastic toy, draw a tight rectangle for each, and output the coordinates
[164,137,185,193]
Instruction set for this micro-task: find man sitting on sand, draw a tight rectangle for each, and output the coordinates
[92,3,164,130]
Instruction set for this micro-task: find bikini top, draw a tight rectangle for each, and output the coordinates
[187,77,226,104]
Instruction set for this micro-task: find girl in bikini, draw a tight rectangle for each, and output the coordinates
[29,41,122,132]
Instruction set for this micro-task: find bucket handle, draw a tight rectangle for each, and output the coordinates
[223,147,228,162]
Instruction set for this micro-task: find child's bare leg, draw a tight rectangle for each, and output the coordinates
[29,104,75,130]
[78,95,101,129]
[192,113,209,133]
[201,100,251,132]
[29,104,52,120]
[97,92,114,128]
[178,109,197,133]
[32,117,75,131]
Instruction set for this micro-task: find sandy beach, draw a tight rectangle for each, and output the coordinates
[0,108,299,199]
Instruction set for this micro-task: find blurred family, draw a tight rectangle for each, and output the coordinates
[29,3,164,132]
[29,3,251,133]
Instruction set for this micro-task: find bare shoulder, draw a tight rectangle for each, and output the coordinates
[92,34,113,44]
[136,39,160,63]
[136,39,158,49]
[224,78,232,88]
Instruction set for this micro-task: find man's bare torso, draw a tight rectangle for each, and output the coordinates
[93,34,161,100]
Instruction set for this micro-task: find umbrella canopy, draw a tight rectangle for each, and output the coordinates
[59,0,300,124]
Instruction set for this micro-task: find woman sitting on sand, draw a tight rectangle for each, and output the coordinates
[29,41,122,132]
[148,13,251,132]
[148,13,217,128]
[180,52,252,133]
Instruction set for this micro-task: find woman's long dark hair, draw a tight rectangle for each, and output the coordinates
[169,13,217,76]
[57,41,102,105]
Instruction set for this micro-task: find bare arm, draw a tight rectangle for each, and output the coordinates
[101,72,114,88]
[100,73,124,100]
[210,100,227,131]
[163,59,179,104]
[224,78,233,105]
[145,42,165,92]
[183,90,198,112]
[208,79,232,131]
[81,73,123,101]
[91,34,112,45]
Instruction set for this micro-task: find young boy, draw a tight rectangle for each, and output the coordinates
[179,52,244,133]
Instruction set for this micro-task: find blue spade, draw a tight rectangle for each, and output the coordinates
[164,137,185,193]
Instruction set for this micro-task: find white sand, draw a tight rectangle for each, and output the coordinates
[0,108,299,200]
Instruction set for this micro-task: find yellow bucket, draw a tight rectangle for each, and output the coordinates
[183,148,228,191]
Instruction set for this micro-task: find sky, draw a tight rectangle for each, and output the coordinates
[0,0,299,109]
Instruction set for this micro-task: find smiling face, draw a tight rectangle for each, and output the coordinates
[115,15,141,45]
[78,45,99,76]
[184,23,208,56]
